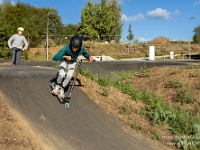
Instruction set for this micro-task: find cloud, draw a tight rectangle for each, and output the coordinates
[0,0,15,5]
[118,0,130,4]
[121,13,144,22]
[138,37,151,43]
[147,8,171,20]
[174,10,180,16]
[193,0,200,5]
[12,1,15,5]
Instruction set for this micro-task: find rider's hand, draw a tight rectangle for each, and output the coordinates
[88,56,94,62]
[63,55,71,61]
[9,46,12,50]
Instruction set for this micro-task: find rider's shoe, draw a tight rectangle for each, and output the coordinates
[52,84,61,95]
[58,87,65,99]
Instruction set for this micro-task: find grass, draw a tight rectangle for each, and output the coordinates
[182,65,200,70]
[138,64,151,78]
[53,65,59,69]
[131,123,142,131]
[195,83,200,90]
[167,80,184,88]
[176,90,197,105]
[119,103,132,114]
[169,70,180,75]
[100,87,110,97]
[189,72,199,78]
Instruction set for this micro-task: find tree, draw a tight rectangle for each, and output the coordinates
[79,0,122,42]
[0,26,7,48]
[0,5,7,48]
[0,1,63,47]
[78,0,99,40]
[193,25,200,44]
[127,24,134,43]
[108,0,122,42]
[97,0,113,41]
[63,24,79,37]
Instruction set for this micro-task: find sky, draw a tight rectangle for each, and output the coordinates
[1,0,200,42]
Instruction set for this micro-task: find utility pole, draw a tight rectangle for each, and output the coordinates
[46,12,54,61]
[188,17,195,60]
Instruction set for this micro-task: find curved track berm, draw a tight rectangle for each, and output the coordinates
[0,60,193,150]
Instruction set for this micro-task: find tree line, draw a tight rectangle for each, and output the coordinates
[0,0,199,50]
[0,0,123,49]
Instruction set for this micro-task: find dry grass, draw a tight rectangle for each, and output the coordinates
[28,41,200,61]
[28,46,63,61]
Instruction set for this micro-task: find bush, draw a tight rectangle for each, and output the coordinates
[22,50,29,60]
[0,50,2,58]
[0,49,12,59]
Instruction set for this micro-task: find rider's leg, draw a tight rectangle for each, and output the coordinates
[52,60,67,95]
[57,61,76,98]
[62,61,76,89]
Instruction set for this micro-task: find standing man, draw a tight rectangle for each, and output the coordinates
[8,27,28,65]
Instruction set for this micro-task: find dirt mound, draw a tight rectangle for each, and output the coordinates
[0,93,50,150]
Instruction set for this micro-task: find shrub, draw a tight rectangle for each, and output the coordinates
[22,50,29,60]
[139,64,151,78]
[176,90,196,105]
[167,80,183,88]
[0,49,12,59]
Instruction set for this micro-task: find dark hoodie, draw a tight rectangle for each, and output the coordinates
[52,44,90,62]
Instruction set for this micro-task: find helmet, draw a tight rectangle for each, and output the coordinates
[17,27,24,32]
[70,36,82,49]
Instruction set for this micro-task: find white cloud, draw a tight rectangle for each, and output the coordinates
[0,0,15,5]
[138,37,151,43]
[11,0,15,5]
[121,13,144,22]
[174,10,180,16]
[147,8,171,20]
[118,0,130,4]
[193,0,200,5]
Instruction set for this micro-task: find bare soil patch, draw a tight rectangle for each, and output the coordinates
[0,93,50,150]
[0,62,11,65]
